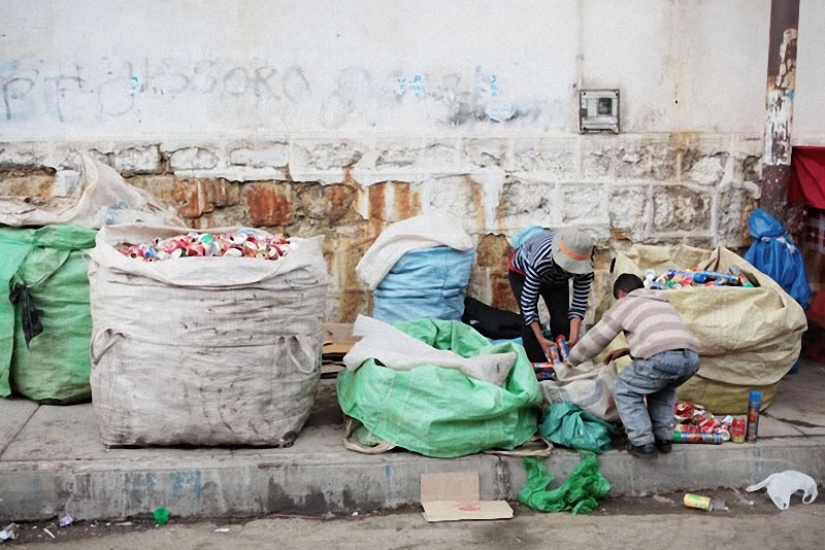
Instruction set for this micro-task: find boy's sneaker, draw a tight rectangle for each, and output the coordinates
[655,439,673,454]
[626,441,657,459]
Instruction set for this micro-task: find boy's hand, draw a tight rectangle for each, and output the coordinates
[603,347,630,365]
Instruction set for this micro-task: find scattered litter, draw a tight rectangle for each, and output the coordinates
[153,507,170,526]
[116,522,133,527]
[59,512,74,527]
[0,524,18,542]
[350,511,359,517]
[214,528,231,533]
[683,493,727,512]
[323,512,336,520]
[746,471,818,510]
[118,230,291,262]
[43,528,56,539]
[652,495,676,505]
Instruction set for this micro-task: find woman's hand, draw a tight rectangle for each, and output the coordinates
[537,335,556,361]
[568,317,582,347]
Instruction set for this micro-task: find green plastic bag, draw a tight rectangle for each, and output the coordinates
[518,454,611,515]
[540,402,619,454]
[0,225,97,403]
[337,319,543,458]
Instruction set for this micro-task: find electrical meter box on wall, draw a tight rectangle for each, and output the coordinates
[579,90,620,133]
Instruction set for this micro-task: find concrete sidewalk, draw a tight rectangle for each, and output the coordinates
[2,360,824,522]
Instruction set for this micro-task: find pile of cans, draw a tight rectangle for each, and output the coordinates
[118,229,291,262]
[673,402,746,444]
[644,266,757,291]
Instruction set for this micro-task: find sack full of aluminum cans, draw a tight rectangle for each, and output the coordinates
[88,224,328,447]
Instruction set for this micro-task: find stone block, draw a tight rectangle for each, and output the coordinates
[474,234,512,272]
[112,145,162,174]
[173,178,240,219]
[581,137,617,178]
[609,186,650,238]
[126,175,178,206]
[229,144,289,168]
[296,183,358,225]
[717,184,757,247]
[497,177,558,230]
[292,140,366,172]
[653,185,711,232]
[0,146,39,167]
[462,138,510,169]
[680,137,731,186]
[52,170,81,197]
[0,169,55,197]
[512,138,575,175]
[423,176,482,228]
[245,182,295,226]
[169,147,219,171]
[616,138,676,180]
[561,184,606,224]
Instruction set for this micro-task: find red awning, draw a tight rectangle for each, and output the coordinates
[789,146,825,209]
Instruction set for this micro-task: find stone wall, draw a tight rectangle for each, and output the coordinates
[0,133,761,322]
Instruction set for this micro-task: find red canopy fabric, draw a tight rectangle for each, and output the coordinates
[789,146,825,209]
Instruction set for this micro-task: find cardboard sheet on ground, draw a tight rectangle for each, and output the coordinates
[420,472,513,522]
[598,244,807,413]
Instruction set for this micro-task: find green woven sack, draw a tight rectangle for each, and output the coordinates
[337,319,543,458]
[0,225,97,403]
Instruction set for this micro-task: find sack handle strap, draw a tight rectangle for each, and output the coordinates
[90,329,124,366]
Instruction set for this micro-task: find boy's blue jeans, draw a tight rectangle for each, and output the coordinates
[614,349,701,446]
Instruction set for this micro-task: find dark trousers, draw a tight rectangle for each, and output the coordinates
[508,270,570,363]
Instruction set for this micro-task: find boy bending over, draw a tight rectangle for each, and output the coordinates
[565,273,701,458]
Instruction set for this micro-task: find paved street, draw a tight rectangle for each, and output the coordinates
[13,499,825,550]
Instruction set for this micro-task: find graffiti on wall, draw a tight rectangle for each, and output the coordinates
[0,59,544,131]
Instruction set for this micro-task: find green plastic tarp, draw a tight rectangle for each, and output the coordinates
[337,319,543,458]
[0,225,97,403]
[540,402,620,454]
[518,454,611,515]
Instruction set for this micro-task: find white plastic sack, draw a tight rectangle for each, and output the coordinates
[88,224,328,446]
[343,315,515,386]
[0,154,181,228]
[540,361,619,422]
[356,214,473,290]
[746,471,818,510]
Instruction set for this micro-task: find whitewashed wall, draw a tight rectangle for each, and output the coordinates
[1,0,823,319]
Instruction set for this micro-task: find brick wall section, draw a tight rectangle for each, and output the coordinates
[0,134,762,323]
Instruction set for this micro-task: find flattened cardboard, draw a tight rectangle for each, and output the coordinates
[420,472,513,522]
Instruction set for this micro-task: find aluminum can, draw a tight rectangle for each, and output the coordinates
[672,432,723,444]
[555,335,570,360]
[684,494,712,511]
[731,418,746,443]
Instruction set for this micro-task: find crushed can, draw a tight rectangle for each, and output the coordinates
[684,494,726,512]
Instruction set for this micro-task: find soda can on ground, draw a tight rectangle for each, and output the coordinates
[683,494,712,511]
[672,432,723,444]
[731,418,747,443]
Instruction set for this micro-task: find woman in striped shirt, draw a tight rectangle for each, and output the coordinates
[508,228,595,363]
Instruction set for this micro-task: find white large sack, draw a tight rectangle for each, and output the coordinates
[88,224,328,446]
[0,154,181,228]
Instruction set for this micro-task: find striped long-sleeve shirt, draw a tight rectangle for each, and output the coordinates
[511,231,594,325]
[567,289,701,366]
